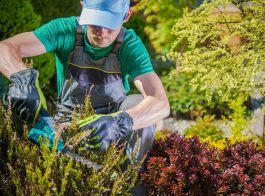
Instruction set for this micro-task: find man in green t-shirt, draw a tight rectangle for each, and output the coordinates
[0,0,169,184]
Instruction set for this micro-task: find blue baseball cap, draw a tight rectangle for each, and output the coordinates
[79,0,130,30]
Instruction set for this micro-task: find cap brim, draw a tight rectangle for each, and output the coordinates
[79,8,124,30]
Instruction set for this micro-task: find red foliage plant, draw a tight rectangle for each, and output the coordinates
[217,141,265,194]
[142,133,265,195]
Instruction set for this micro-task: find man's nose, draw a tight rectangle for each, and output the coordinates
[94,26,109,36]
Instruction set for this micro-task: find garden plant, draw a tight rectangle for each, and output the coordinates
[0,100,140,195]
[142,133,265,195]
[0,0,265,194]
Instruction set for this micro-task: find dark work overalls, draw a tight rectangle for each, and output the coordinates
[55,20,155,164]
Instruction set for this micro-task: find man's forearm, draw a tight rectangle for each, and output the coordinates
[125,96,170,130]
[0,42,27,79]
[0,32,46,79]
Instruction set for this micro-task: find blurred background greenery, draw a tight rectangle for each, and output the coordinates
[1,0,265,145]
[1,1,265,194]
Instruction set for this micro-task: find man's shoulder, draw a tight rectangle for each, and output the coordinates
[118,28,153,78]
[123,29,138,43]
[33,16,78,53]
[120,29,143,53]
[48,16,77,28]
[120,28,147,55]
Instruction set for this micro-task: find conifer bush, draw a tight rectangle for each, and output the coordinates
[142,133,265,195]
[0,102,139,195]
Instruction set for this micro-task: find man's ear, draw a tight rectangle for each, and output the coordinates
[123,7,133,23]
[80,0,84,7]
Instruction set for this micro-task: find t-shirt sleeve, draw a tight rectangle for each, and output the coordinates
[33,17,76,53]
[119,30,154,79]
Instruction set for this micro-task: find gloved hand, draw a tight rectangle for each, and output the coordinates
[28,108,65,151]
[8,68,47,123]
[78,111,133,151]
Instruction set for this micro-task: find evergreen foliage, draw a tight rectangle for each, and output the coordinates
[0,101,140,195]
[0,0,41,39]
[31,0,81,23]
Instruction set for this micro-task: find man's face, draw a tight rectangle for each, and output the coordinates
[86,25,122,48]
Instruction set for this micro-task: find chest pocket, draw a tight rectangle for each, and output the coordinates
[66,62,125,108]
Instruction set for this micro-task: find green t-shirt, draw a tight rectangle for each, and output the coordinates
[33,16,154,94]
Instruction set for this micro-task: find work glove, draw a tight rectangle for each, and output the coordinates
[78,111,133,151]
[8,68,47,123]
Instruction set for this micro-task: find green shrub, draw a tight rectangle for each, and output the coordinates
[134,0,199,56]
[0,0,41,39]
[166,0,265,102]
[161,71,233,119]
[154,128,172,140]
[184,115,226,148]
[0,102,140,195]
[185,115,224,142]
[31,0,81,24]
[225,96,263,146]
[183,97,263,149]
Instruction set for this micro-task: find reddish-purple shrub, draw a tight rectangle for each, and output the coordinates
[217,141,265,194]
[142,134,265,195]
[142,134,223,195]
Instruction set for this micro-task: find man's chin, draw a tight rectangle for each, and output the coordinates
[93,41,111,48]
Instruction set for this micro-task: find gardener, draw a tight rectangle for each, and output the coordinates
[0,0,169,191]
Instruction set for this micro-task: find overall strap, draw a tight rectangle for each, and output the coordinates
[111,27,127,55]
[75,17,85,46]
